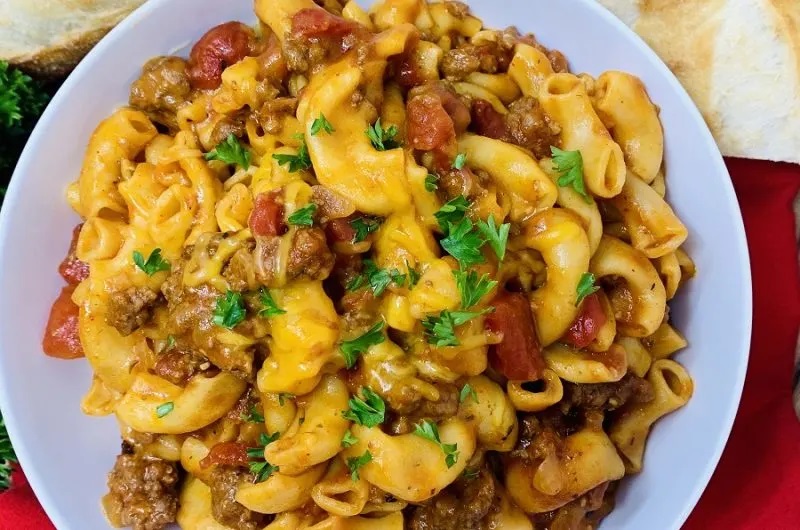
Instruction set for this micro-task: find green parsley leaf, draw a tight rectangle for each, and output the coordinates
[343,387,386,427]
[340,321,385,369]
[425,173,439,192]
[346,450,373,481]
[272,139,312,173]
[434,195,470,233]
[453,269,497,309]
[133,248,170,276]
[452,152,467,170]
[441,218,486,268]
[575,272,600,305]
[406,260,421,288]
[277,392,295,406]
[310,113,335,136]
[422,309,492,347]
[347,260,405,297]
[242,405,265,424]
[205,133,251,169]
[166,335,176,350]
[247,432,280,483]
[459,383,478,404]
[258,288,286,318]
[155,402,174,418]
[350,216,382,243]
[0,414,18,490]
[287,203,317,227]
[213,290,246,329]
[365,118,401,151]
[462,467,480,480]
[551,146,591,202]
[341,430,359,448]
[476,216,510,261]
[413,420,459,469]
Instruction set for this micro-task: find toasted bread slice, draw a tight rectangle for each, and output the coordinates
[0,0,146,78]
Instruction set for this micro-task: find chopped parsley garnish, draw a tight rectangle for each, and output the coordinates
[551,146,591,202]
[340,321,385,369]
[277,392,295,406]
[440,218,486,268]
[422,308,492,347]
[287,203,317,227]
[258,288,286,318]
[413,420,459,468]
[133,248,170,276]
[205,133,251,169]
[242,405,265,424]
[452,152,467,170]
[365,118,400,151]
[212,290,246,329]
[0,414,17,490]
[459,383,478,404]
[343,387,386,427]
[425,173,439,192]
[272,138,312,173]
[575,272,600,305]
[346,450,373,481]
[462,467,480,480]
[434,195,470,233]
[453,269,496,309]
[155,402,174,418]
[341,430,359,448]
[247,432,280,483]
[406,260,421,288]
[346,259,405,296]
[476,216,510,261]
[166,335,176,350]
[350,216,382,243]
[310,113,335,136]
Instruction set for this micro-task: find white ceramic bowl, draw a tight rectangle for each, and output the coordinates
[0,0,751,528]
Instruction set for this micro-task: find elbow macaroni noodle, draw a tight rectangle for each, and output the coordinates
[49,0,698,527]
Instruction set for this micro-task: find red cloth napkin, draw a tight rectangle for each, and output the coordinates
[1,158,798,529]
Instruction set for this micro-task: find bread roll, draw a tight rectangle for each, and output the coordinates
[597,0,800,164]
[0,0,146,78]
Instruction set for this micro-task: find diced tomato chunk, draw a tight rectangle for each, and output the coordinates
[561,293,607,349]
[406,83,471,152]
[249,191,285,237]
[58,224,89,285]
[485,291,545,381]
[42,286,84,359]
[291,8,356,38]
[199,441,250,469]
[471,99,506,140]
[325,217,357,243]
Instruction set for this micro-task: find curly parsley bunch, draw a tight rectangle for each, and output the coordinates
[0,412,17,490]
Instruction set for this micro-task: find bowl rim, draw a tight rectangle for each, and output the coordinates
[0,0,752,528]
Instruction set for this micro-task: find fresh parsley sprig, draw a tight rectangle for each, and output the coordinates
[247,432,280,483]
[346,259,405,296]
[287,203,317,227]
[0,414,17,490]
[205,134,251,169]
[346,450,373,481]
[350,216,382,243]
[273,135,312,173]
[453,269,496,309]
[575,272,600,305]
[310,114,335,136]
[343,387,386,427]
[258,288,286,318]
[341,430,359,448]
[476,216,510,261]
[434,196,469,233]
[425,173,439,192]
[277,392,295,406]
[413,420,459,468]
[365,118,401,151]
[213,290,246,329]
[422,308,492,347]
[551,146,591,202]
[133,248,170,276]
[459,383,478,404]
[441,218,486,268]
[340,321,385,369]
[452,152,467,170]
[242,405,265,424]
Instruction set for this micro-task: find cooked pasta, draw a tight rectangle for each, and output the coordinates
[41,1,696,528]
